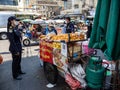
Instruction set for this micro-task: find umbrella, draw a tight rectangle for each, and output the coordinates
[104,0,120,60]
[89,0,120,61]
[22,19,33,23]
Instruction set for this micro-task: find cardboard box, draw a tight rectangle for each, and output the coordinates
[61,42,82,57]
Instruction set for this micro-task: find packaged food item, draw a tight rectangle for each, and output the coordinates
[51,33,85,42]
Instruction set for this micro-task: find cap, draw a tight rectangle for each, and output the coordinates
[8,16,20,22]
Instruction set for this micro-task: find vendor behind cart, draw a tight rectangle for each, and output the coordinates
[62,17,74,33]
[43,23,57,35]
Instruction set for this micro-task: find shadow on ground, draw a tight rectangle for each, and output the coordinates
[0,52,10,55]
[0,55,68,90]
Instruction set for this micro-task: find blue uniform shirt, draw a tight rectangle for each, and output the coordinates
[66,22,74,33]
[44,27,57,35]
[7,26,22,54]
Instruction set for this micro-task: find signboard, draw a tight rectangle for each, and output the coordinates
[53,48,68,70]
[40,40,53,64]
[61,42,67,57]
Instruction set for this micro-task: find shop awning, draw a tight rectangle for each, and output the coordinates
[89,0,120,61]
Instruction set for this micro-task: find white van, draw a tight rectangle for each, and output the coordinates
[0,12,14,40]
[0,11,38,40]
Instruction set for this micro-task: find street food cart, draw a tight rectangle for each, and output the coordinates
[39,0,120,89]
[39,33,95,89]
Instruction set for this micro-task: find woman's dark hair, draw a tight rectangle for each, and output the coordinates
[7,20,12,32]
[65,17,71,21]
[7,16,16,32]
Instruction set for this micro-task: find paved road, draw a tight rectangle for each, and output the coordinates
[0,40,106,90]
[0,40,67,90]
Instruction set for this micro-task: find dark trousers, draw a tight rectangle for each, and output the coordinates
[12,52,22,78]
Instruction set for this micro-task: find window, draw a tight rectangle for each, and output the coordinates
[0,0,18,6]
[26,0,29,6]
[74,4,79,9]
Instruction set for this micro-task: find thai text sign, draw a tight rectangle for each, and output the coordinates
[40,40,53,64]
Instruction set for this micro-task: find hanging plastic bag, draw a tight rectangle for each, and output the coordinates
[82,40,95,55]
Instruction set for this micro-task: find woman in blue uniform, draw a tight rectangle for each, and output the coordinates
[7,16,25,80]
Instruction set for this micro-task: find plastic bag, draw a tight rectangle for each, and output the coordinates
[65,73,81,90]
[82,40,95,55]
[65,63,87,89]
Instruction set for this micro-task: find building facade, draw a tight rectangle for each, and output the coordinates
[0,0,19,11]
[0,0,18,6]
[21,0,64,18]
[82,0,98,16]
[61,0,83,15]
[61,0,98,18]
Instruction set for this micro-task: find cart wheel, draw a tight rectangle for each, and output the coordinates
[44,62,58,84]
[23,39,30,46]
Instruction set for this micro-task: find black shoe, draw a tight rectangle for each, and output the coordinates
[19,72,26,75]
[13,76,22,80]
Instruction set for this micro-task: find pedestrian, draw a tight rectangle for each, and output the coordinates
[65,17,74,33]
[44,23,57,35]
[61,22,67,34]
[87,21,92,38]
[18,21,25,33]
[7,16,25,80]
[36,24,43,36]
[18,22,26,40]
